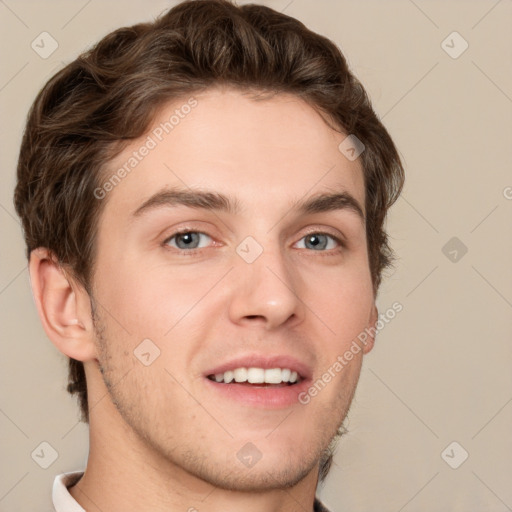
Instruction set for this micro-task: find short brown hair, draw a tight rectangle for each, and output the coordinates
[14,0,404,482]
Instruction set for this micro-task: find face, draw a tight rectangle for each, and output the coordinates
[88,87,376,491]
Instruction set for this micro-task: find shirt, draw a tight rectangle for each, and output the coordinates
[53,471,332,512]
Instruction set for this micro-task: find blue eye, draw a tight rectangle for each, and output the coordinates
[163,230,342,254]
[295,233,341,251]
[164,231,212,250]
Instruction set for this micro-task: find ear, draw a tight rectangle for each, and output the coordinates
[28,247,98,362]
[362,304,378,354]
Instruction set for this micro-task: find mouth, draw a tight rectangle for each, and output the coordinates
[203,359,311,408]
[206,367,303,387]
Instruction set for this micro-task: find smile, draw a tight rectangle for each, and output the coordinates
[206,367,302,385]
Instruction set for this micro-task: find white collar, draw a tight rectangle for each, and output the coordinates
[52,471,86,512]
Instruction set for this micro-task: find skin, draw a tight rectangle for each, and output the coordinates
[29,86,377,512]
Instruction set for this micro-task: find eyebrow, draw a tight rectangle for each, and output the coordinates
[131,186,365,223]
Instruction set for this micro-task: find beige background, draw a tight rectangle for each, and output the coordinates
[1,1,511,511]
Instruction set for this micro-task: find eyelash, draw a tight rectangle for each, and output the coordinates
[162,228,345,255]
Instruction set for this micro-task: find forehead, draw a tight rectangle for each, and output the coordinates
[102,87,365,218]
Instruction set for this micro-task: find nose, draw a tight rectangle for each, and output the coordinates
[227,242,306,330]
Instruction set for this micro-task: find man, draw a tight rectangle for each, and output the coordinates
[14,0,404,510]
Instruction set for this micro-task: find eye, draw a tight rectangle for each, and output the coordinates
[294,232,342,251]
[164,230,213,251]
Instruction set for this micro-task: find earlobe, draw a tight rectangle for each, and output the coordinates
[362,304,378,354]
[28,248,97,362]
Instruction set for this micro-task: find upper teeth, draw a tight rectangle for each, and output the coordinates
[211,367,299,384]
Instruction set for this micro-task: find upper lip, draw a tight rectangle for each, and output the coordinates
[204,353,312,381]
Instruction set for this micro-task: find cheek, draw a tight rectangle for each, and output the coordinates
[95,258,219,339]
[308,262,374,337]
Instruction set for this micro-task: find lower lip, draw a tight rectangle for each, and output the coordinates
[204,377,311,408]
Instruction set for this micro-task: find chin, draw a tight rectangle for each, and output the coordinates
[197,458,317,492]
[173,438,321,492]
